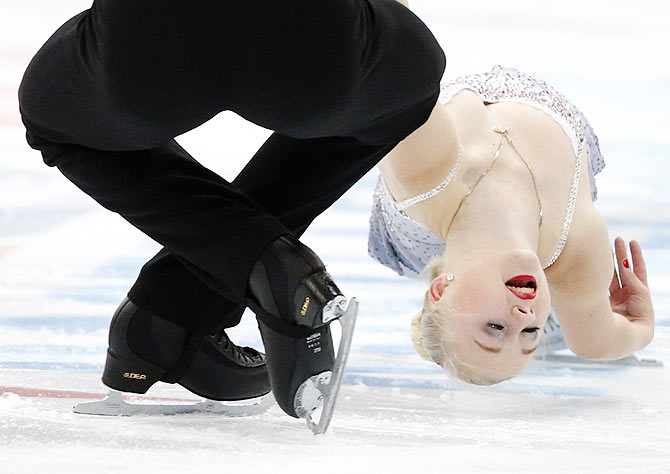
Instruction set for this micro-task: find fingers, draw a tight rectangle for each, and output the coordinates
[629,240,649,287]
[614,237,629,284]
[613,236,649,289]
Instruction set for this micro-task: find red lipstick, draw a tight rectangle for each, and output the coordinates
[505,275,537,300]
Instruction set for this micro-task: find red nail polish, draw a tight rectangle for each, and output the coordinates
[623,259,630,269]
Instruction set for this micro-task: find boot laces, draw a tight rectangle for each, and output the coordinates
[210,327,264,365]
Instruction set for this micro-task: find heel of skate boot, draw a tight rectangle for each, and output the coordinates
[256,320,335,418]
[257,297,358,434]
[294,271,344,327]
[101,350,164,394]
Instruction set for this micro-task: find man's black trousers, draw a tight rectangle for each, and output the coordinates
[18,0,446,330]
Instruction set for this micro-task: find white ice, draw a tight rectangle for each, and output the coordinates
[1,1,670,473]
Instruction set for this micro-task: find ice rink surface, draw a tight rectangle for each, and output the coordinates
[1,1,669,473]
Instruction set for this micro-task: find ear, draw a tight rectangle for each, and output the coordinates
[429,273,449,304]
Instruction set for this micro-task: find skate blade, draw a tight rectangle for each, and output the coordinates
[303,297,358,435]
[73,390,274,417]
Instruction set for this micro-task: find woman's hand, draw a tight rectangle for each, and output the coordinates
[609,237,655,340]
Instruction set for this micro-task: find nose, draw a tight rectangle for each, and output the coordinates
[511,305,535,325]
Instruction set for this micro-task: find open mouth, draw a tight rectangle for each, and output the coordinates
[505,275,537,300]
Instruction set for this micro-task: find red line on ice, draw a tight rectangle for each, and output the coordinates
[0,386,201,402]
[0,245,21,258]
[1,386,106,399]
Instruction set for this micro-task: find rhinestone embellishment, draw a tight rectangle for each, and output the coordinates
[395,150,462,211]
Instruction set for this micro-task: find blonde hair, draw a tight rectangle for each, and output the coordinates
[410,256,513,386]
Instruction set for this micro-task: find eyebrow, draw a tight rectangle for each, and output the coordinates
[474,339,540,355]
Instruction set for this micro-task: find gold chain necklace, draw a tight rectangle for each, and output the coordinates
[444,126,543,239]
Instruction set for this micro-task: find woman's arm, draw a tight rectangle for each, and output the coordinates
[549,210,655,360]
[396,0,410,7]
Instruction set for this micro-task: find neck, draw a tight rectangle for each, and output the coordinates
[437,147,542,268]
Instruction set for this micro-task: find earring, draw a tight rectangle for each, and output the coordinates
[446,273,454,282]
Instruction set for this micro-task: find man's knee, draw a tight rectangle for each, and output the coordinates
[349,0,445,144]
[389,0,446,100]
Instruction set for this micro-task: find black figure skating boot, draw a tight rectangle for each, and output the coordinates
[248,234,358,434]
[73,298,272,416]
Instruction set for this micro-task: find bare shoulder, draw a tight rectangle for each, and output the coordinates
[545,196,614,352]
[378,100,460,200]
[545,141,612,299]
[546,201,612,296]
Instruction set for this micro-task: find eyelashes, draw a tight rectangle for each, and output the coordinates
[486,323,540,334]
[523,327,540,334]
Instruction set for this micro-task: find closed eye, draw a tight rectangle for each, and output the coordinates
[487,325,539,334]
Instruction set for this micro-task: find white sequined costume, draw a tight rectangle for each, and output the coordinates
[368,66,605,278]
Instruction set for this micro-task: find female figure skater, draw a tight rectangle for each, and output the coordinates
[369,64,655,385]
[18,0,445,425]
